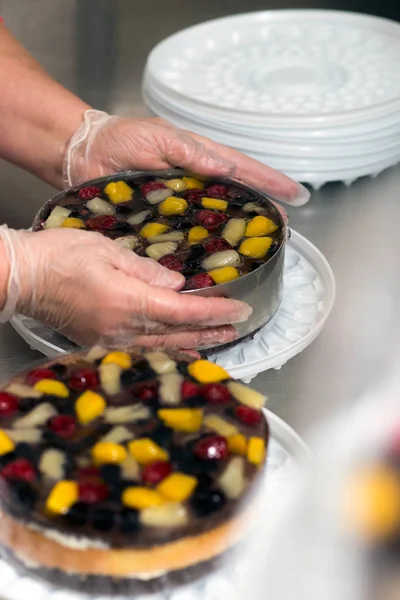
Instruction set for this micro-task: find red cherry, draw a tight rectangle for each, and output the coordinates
[200,383,231,404]
[158,254,183,272]
[185,273,214,290]
[205,184,229,198]
[195,435,228,460]
[141,182,166,197]
[69,369,99,391]
[77,466,101,481]
[195,210,229,231]
[26,368,57,386]
[142,461,173,485]
[204,238,232,254]
[235,405,262,425]
[184,189,205,204]
[0,392,19,416]
[1,459,36,482]
[78,186,102,200]
[79,481,109,504]
[181,380,200,399]
[136,382,159,401]
[48,415,77,439]
[86,215,120,230]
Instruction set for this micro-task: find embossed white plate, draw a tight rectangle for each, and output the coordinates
[144,87,400,157]
[0,409,310,600]
[10,230,336,382]
[145,10,400,127]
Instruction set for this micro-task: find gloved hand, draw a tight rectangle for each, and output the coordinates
[0,226,251,348]
[64,110,310,207]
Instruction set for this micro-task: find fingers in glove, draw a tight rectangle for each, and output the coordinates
[186,131,310,207]
[127,279,252,328]
[119,251,185,290]
[133,325,238,349]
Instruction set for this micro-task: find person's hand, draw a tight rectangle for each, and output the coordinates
[64,110,310,208]
[0,226,251,349]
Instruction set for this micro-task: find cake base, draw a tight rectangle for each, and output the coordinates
[1,545,227,596]
[0,508,246,593]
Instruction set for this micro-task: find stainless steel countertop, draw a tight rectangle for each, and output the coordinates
[0,0,399,437]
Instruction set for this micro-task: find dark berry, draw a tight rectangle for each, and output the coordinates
[48,415,77,439]
[152,425,174,448]
[142,461,172,485]
[115,205,133,215]
[229,202,245,211]
[204,238,231,254]
[206,184,229,198]
[200,383,231,404]
[185,244,206,266]
[0,392,18,416]
[195,435,228,460]
[191,486,227,516]
[120,369,146,389]
[172,219,192,230]
[177,362,189,377]
[50,363,67,378]
[184,189,205,204]
[69,369,99,391]
[65,502,88,527]
[26,368,56,386]
[54,398,76,416]
[141,181,166,197]
[158,254,183,272]
[92,507,115,532]
[133,359,155,379]
[235,405,262,425]
[185,273,214,290]
[100,464,121,485]
[79,481,109,504]
[184,396,206,408]
[119,508,140,533]
[1,459,36,482]
[18,397,37,413]
[78,186,101,200]
[86,215,120,230]
[14,443,34,460]
[181,380,200,399]
[10,481,37,510]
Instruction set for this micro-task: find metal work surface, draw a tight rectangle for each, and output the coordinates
[0,0,398,437]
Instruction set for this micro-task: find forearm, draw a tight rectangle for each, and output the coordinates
[0,23,90,188]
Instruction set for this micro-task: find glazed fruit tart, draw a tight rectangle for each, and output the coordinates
[33,172,283,290]
[0,348,269,590]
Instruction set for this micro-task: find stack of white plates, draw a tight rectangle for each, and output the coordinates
[142,10,400,188]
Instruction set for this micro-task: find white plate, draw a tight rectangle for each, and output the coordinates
[10,230,335,382]
[0,409,310,600]
[145,10,400,127]
[144,73,400,139]
[144,88,400,157]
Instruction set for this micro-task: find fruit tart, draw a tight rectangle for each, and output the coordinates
[33,171,284,291]
[0,347,269,591]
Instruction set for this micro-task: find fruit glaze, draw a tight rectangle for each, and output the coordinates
[33,173,283,290]
[0,348,268,549]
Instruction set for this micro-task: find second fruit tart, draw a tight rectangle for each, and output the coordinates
[0,347,269,589]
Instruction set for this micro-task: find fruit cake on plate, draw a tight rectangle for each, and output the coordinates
[0,347,269,592]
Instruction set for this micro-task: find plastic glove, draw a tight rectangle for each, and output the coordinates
[64,110,310,207]
[0,226,251,348]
